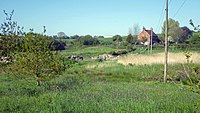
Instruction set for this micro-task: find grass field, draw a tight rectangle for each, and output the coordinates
[98,38,113,43]
[0,46,200,113]
[1,74,200,113]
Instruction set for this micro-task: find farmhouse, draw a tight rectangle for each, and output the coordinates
[138,27,161,45]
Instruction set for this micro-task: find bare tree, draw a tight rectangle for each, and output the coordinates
[128,28,133,35]
[133,24,141,36]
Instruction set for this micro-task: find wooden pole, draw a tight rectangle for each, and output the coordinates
[164,0,169,83]
[151,28,153,54]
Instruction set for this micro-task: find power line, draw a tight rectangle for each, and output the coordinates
[173,0,188,18]
[156,0,166,33]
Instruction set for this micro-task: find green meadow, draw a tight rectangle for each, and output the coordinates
[1,46,200,113]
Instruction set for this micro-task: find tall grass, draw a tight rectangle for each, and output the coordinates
[0,75,199,113]
[117,52,200,65]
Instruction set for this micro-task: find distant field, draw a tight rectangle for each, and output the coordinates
[62,46,123,58]
[98,38,113,43]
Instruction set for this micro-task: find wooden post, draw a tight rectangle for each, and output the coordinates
[151,27,153,54]
[164,0,169,83]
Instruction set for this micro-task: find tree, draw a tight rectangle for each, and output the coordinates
[98,36,104,38]
[179,26,192,43]
[50,39,66,50]
[162,18,180,43]
[0,10,66,86]
[188,19,200,45]
[171,27,184,43]
[112,35,122,42]
[162,19,192,43]
[189,19,200,31]
[126,34,133,44]
[0,10,24,57]
[57,32,66,38]
[133,24,140,36]
[112,35,123,48]
[70,35,80,39]
[169,26,192,43]
[188,33,200,45]
[12,32,65,86]
[75,35,100,46]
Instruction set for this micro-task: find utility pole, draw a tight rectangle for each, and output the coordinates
[164,0,169,83]
[151,27,153,54]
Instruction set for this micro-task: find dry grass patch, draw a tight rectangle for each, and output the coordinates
[117,52,200,65]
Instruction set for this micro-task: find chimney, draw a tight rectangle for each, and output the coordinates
[143,26,146,31]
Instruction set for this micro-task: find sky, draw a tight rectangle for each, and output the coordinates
[0,0,199,36]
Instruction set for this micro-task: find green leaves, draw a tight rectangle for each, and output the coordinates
[10,34,66,86]
[0,10,66,86]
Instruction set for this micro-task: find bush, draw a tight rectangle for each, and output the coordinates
[188,33,200,45]
[75,35,100,46]
[50,39,66,50]
[112,35,122,42]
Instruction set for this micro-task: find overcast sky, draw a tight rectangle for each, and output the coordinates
[0,0,199,36]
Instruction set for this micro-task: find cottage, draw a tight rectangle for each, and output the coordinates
[138,27,161,45]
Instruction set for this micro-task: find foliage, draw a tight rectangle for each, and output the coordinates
[190,19,200,31]
[157,34,164,42]
[112,35,123,48]
[162,18,191,43]
[188,20,200,45]
[112,35,122,42]
[141,36,147,43]
[97,36,104,38]
[57,32,66,38]
[126,34,133,44]
[179,26,193,43]
[7,32,66,86]
[162,18,180,37]
[75,35,100,46]
[0,10,66,86]
[70,35,80,39]
[50,39,66,50]
[0,10,25,36]
[0,10,24,57]
[188,33,200,45]
[172,27,184,42]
